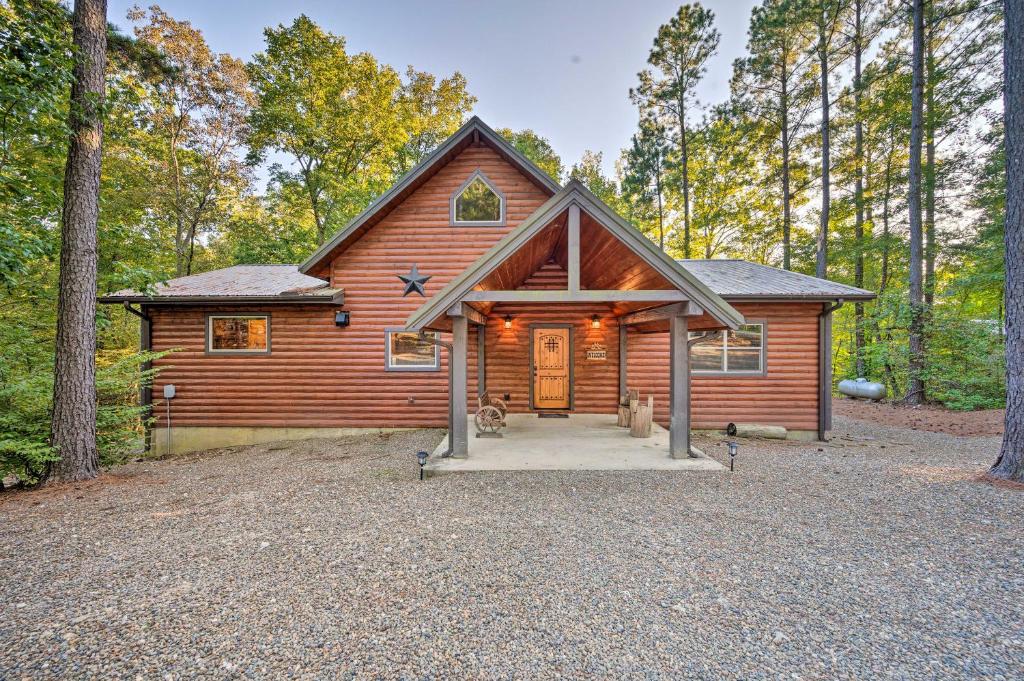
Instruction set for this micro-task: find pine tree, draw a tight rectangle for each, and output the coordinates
[992,0,1023,481]
[631,3,720,259]
[49,0,108,483]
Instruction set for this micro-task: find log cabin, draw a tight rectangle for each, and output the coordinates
[101,117,874,457]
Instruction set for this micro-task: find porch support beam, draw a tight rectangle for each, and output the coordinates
[463,290,688,303]
[451,314,469,458]
[447,302,487,326]
[618,323,628,397]
[818,300,844,441]
[477,323,486,398]
[669,313,692,459]
[618,302,690,326]
[567,203,580,292]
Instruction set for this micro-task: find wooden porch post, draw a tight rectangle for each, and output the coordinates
[451,314,469,458]
[669,313,691,459]
[477,323,486,398]
[618,323,628,397]
[567,203,580,292]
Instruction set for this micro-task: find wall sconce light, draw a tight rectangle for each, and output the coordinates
[504,314,513,329]
[334,311,351,327]
[591,314,601,329]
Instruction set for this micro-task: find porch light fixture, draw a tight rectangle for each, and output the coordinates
[591,314,601,329]
[416,450,428,480]
[504,314,512,329]
[334,311,350,327]
[727,441,738,471]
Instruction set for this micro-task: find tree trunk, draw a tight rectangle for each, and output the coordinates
[924,2,937,308]
[881,129,895,293]
[781,56,792,271]
[816,2,831,280]
[853,0,865,377]
[992,0,1024,481]
[678,98,691,259]
[656,165,665,249]
[49,0,107,483]
[906,0,927,405]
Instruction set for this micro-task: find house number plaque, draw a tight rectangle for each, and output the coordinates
[586,343,607,361]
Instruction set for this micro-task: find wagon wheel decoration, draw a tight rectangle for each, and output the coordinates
[474,405,504,434]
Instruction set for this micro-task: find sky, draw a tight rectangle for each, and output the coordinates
[107,0,760,181]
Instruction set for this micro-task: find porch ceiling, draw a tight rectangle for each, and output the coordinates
[470,208,678,318]
[404,181,744,333]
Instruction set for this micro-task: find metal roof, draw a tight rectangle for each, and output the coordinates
[99,260,872,306]
[99,265,343,304]
[678,259,875,300]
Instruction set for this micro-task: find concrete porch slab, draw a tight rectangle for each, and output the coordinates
[427,413,725,472]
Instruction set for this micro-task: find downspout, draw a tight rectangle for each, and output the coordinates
[421,333,454,458]
[123,302,153,451]
[818,299,844,441]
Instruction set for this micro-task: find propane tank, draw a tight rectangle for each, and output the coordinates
[837,377,886,400]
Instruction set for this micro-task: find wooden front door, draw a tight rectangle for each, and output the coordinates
[533,327,571,409]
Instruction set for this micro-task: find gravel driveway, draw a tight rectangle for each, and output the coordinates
[2,417,1022,679]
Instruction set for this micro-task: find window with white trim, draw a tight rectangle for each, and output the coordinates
[207,315,269,354]
[386,330,440,371]
[689,323,764,374]
[452,171,503,224]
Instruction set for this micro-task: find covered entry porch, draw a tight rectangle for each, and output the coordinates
[406,181,744,462]
[427,413,724,472]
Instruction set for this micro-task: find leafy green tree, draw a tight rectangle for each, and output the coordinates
[631,3,720,259]
[689,109,779,261]
[395,68,475,173]
[128,4,254,276]
[0,0,73,285]
[247,15,473,244]
[621,120,669,248]
[569,150,621,209]
[211,181,318,265]
[496,128,564,182]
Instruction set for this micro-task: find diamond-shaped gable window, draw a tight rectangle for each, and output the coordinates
[453,173,503,224]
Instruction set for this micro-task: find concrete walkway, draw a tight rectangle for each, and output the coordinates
[427,413,725,472]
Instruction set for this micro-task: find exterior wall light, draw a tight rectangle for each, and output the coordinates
[591,314,601,329]
[504,314,513,329]
[335,311,350,327]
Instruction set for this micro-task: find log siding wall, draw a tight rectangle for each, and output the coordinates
[145,143,822,434]
[628,302,822,431]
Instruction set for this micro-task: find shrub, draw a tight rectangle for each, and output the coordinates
[0,350,164,484]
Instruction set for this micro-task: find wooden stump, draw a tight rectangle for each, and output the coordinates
[630,395,653,438]
[616,405,631,427]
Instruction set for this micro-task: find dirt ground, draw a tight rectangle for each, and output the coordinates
[833,396,1005,437]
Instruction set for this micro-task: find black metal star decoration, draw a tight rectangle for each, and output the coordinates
[398,264,432,297]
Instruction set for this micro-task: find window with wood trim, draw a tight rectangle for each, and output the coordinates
[452,171,503,225]
[386,330,439,371]
[689,323,764,374]
[208,315,269,354]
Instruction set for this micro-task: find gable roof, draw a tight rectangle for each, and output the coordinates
[298,116,562,277]
[404,180,745,331]
[679,260,875,300]
[99,265,343,304]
